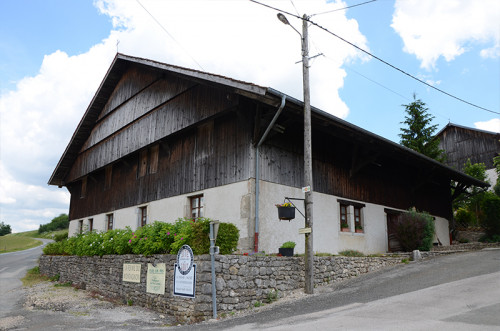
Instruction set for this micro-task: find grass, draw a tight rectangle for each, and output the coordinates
[0,234,42,253]
[0,229,68,254]
[17,229,68,240]
[21,266,49,287]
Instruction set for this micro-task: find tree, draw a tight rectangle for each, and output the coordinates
[399,94,444,162]
[0,222,12,236]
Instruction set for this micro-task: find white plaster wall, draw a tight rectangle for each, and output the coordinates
[486,168,497,191]
[434,216,450,245]
[68,179,450,254]
[68,181,252,245]
[257,181,449,255]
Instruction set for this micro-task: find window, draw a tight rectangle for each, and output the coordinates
[106,213,114,230]
[78,220,83,234]
[340,204,349,231]
[190,195,204,219]
[354,206,363,232]
[88,218,93,232]
[338,199,365,233]
[139,206,147,227]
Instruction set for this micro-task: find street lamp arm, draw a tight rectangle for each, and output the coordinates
[277,13,301,37]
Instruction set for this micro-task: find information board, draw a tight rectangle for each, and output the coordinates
[146,263,166,295]
[122,263,141,283]
[173,263,196,298]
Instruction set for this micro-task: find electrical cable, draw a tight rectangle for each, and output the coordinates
[136,0,205,71]
[248,0,500,115]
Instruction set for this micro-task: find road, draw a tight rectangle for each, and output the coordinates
[1,247,499,330]
[179,248,500,331]
[0,238,52,317]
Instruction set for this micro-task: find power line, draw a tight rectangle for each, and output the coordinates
[310,0,377,17]
[249,0,500,115]
[136,0,205,71]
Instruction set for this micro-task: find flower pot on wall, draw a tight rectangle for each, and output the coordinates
[277,206,295,220]
[341,227,350,232]
[279,247,294,256]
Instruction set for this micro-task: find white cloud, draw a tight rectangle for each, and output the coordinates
[0,0,368,232]
[474,118,500,133]
[391,0,500,70]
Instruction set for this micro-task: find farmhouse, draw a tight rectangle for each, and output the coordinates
[437,123,499,187]
[49,54,487,254]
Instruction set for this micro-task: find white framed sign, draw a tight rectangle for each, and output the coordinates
[122,263,141,283]
[173,263,196,298]
[146,263,166,295]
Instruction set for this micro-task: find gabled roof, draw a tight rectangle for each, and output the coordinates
[48,53,488,189]
[436,122,500,138]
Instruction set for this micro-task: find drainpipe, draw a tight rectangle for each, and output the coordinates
[254,94,286,252]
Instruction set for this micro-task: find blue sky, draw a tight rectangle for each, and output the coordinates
[1,0,499,232]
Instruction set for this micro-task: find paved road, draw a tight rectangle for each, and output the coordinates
[179,248,500,331]
[1,248,499,330]
[0,239,52,317]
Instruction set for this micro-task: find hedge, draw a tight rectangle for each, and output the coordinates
[43,218,239,256]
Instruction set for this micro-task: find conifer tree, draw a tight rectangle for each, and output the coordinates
[399,94,444,162]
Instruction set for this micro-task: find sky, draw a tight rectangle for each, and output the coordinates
[0,0,499,233]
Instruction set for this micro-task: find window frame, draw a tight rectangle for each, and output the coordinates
[190,195,204,219]
[106,213,114,231]
[139,206,147,227]
[337,199,365,233]
[88,218,93,232]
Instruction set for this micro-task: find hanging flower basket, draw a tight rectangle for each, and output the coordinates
[276,203,295,220]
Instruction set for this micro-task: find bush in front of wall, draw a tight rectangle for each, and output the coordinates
[395,209,435,252]
[43,218,239,256]
[481,193,500,238]
[216,222,240,255]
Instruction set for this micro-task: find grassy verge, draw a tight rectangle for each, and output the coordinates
[17,229,68,239]
[21,266,49,287]
[0,234,42,253]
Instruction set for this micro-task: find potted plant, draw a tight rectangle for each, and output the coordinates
[276,202,295,220]
[279,241,296,256]
[341,223,350,232]
[355,224,363,233]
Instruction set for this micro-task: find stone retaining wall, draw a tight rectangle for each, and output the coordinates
[39,254,402,322]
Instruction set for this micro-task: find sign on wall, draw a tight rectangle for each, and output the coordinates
[174,263,196,298]
[174,245,196,298]
[146,263,166,295]
[122,263,141,283]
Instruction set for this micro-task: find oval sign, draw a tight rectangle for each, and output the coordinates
[176,245,194,275]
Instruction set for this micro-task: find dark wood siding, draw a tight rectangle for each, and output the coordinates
[66,64,238,183]
[68,111,253,220]
[259,115,452,219]
[438,126,500,171]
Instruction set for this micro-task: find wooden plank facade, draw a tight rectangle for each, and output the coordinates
[50,54,488,252]
[437,123,500,171]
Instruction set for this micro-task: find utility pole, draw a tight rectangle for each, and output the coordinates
[301,14,314,295]
[277,12,314,295]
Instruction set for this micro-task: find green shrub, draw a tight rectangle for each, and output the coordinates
[39,214,69,233]
[53,231,68,242]
[43,241,66,255]
[454,208,475,228]
[216,222,239,254]
[280,241,296,249]
[43,218,239,256]
[395,209,435,251]
[130,222,175,256]
[481,193,500,238]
